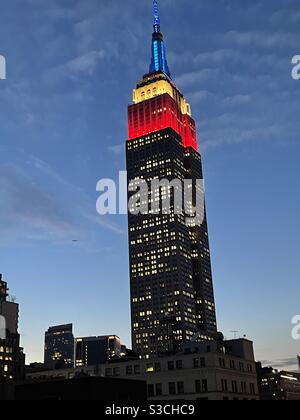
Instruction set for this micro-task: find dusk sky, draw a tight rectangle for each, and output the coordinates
[0,0,299,370]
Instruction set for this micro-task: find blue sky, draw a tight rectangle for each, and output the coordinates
[0,0,299,369]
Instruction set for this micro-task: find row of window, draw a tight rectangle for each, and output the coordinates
[219,358,254,373]
[148,381,187,397]
[105,357,254,377]
[221,379,256,395]
[147,379,256,397]
[0,346,12,354]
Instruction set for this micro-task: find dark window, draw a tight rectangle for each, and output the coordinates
[105,368,112,377]
[126,365,133,375]
[148,384,155,397]
[250,383,256,395]
[177,381,185,395]
[241,382,247,394]
[168,361,175,370]
[221,379,228,392]
[194,357,206,368]
[232,380,238,393]
[134,365,141,374]
[176,360,183,370]
[113,367,120,377]
[195,380,201,393]
[155,362,161,372]
[169,382,176,395]
[156,383,163,396]
[202,379,208,392]
[219,358,226,368]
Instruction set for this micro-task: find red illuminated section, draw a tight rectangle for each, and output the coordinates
[128,93,198,151]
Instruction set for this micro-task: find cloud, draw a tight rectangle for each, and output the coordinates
[26,154,126,237]
[217,30,300,50]
[64,50,105,75]
[107,144,124,156]
[270,9,300,25]
[0,164,73,237]
[44,50,106,83]
[0,150,125,245]
[261,357,299,371]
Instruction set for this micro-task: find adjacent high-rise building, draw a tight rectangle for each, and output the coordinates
[0,274,25,380]
[127,0,217,358]
[44,324,74,369]
[75,336,121,367]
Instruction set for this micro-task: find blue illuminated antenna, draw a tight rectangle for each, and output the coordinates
[149,0,171,77]
[153,0,161,32]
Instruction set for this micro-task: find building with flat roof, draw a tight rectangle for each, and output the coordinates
[75,335,121,367]
[0,274,25,380]
[44,324,74,369]
[256,363,300,400]
[27,338,259,401]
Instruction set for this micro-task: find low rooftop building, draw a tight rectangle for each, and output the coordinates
[27,338,259,401]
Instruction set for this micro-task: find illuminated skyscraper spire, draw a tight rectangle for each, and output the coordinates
[149,0,171,78]
[153,0,161,32]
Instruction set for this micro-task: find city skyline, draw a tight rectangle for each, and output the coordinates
[0,0,300,370]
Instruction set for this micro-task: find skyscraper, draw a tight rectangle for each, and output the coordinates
[0,274,25,380]
[44,324,74,369]
[75,336,121,368]
[126,0,217,359]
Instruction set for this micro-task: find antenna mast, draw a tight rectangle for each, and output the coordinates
[153,0,161,32]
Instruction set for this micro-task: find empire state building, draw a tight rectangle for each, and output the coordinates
[126,0,217,359]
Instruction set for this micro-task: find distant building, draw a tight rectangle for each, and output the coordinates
[44,324,74,369]
[0,274,25,380]
[28,338,259,401]
[75,335,121,367]
[256,363,300,400]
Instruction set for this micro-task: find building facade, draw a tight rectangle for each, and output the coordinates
[27,338,259,401]
[256,363,300,400]
[44,324,74,369]
[103,338,258,401]
[127,0,217,358]
[75,335,121,367]
[0,274,25,380]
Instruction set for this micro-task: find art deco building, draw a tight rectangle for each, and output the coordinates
[126,1,217,358]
